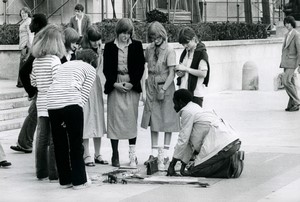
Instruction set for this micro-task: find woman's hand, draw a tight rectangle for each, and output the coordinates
[123,82,133,91]
[157,88,165,101]
[176,70,185,78]
[113,82,130,93]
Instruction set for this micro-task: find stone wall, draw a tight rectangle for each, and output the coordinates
[0,38,284,92]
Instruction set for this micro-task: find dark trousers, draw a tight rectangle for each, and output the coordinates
[48,105,87,186]
[17,96,37,151]
[192,96,203,107]
[191,140,241,178]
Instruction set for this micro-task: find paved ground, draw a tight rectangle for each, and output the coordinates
[1,80,300,202]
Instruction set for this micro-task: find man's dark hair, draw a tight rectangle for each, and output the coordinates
[31,14,48,33]
[173,89,193,105]
[284,16,296,28]
[75,3,84,12]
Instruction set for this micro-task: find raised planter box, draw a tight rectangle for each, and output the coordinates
[0,38,284,92]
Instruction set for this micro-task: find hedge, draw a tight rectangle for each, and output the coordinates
[0,21,268,45]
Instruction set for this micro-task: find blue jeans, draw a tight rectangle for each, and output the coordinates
[0,142,6,162]
[17,96,37,151]
[35,117,57,180]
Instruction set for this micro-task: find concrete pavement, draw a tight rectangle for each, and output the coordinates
[1,80,300,202]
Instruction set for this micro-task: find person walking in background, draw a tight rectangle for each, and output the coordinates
[68,3,91,42]
[176,27,210,107]
[30,24,65,181]
[10,14,48,154]
[16,7,34,88]
[80,25,108,167]
[103,18,145,168]
[167,89,244,178]
[47,49,97,189]
[0,142,11,167]
[141,21,180,171]
[280,16,300,112]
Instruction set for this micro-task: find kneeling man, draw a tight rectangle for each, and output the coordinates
[167,89,244,178]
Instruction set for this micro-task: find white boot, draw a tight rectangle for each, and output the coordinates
[157,147,165,171]
[129,145,138,168]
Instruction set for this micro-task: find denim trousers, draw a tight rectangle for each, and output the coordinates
[17,96,37,151]
[0,142,6,162]
[48,105,87,186]
[35,117,57,180]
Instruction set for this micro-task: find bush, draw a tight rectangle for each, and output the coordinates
[146,9,168,23]
[0,21,268,45]
[0,24,19,45]
[95,20,268,43]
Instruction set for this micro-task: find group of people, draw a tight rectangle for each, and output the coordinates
[1,3,247,188]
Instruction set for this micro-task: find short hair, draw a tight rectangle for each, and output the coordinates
[284,16,296,28]
[76,49,98,68]
[115,18,134,37]
[20,7,32,18]
[64,27,80,51]
[147,21,167,42]
[178,27,198,44]
[30,14,48,33]
[81,25,102,49]
[173,89,193,105]
[31,24,66,58]
[75,4,84,12]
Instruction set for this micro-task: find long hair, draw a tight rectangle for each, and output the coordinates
[20,7,32,18]
[81,25,102,49]
[147,21,167,42]
[31,24,66,58]
[64,27,79,51]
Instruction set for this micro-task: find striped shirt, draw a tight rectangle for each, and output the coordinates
[47,60,96,110]
[31,55,61,117]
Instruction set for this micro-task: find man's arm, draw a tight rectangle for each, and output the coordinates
[19,55,37,98]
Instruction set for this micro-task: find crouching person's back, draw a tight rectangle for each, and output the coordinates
[167,89,244,178]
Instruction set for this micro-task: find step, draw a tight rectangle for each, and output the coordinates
[0,97,30,110]
[0,107,28,121]
[0,91,27,100]
[0,117,25,132]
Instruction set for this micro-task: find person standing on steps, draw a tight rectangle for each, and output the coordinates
[11,14,48,154]
[68,3,91,43]
[16,7,34,88]
[103,18,145,168]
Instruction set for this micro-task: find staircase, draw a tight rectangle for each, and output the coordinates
[0,80,30,132]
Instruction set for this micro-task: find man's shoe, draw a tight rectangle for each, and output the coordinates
[231,151,244,178]
[10,145,32,153]
[287,105,299,112]
[0,160,12,167]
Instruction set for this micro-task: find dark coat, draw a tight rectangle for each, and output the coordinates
[103,39,145,94]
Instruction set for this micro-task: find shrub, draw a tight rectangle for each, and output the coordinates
[95,21,268,43]
[146,9,168,23]
[0,24,19,45]
[0,21,268,45]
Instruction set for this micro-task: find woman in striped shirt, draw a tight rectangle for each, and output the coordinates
[30,24,65,181]
[47,49,97,189]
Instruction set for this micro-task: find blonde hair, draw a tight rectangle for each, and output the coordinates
[147,21,167,42]
[31,24,66,58]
